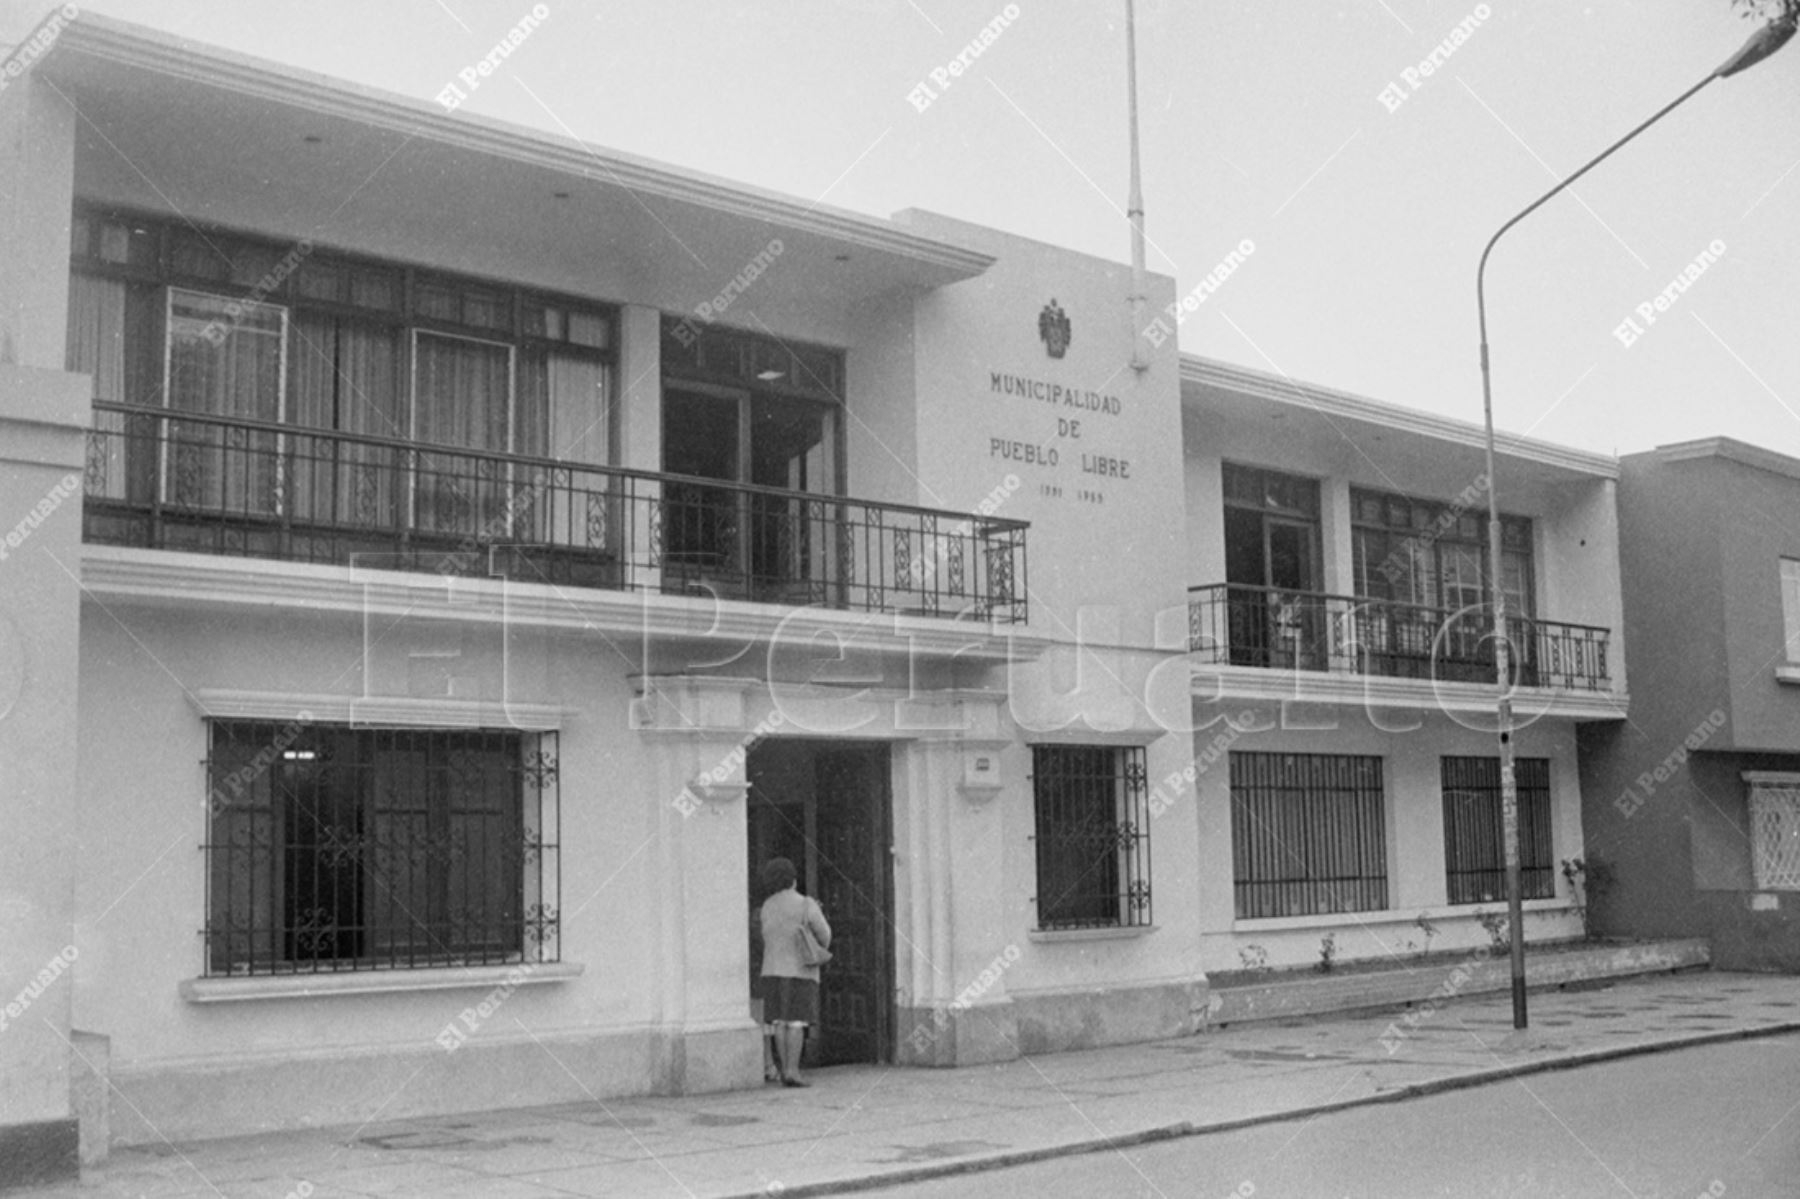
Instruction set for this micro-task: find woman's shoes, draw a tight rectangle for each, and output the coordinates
[780,1076,810,1088]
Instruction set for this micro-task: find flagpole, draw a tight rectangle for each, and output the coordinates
[1126,0,1150,372]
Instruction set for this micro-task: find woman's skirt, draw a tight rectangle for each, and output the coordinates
[762,975,820,1026]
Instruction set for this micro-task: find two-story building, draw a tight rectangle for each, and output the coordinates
[1180,359,1629,973]
[0,9,1631,1180]
[1579,438,1800,972]
[0,11,1208,1171]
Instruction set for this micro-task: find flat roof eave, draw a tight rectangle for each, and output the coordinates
[1644,437,1800,482]
[35,12,994,288]
[1181,354,1619,481]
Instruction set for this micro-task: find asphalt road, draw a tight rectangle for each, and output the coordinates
[864,1033,1800,1198]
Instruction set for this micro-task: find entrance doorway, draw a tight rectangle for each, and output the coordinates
[746,739,893,1067]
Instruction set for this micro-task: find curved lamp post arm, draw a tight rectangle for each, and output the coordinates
[1476,73,1716,362]
[1479,15,1797,363]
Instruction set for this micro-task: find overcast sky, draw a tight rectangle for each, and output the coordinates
[6,0,1797,459]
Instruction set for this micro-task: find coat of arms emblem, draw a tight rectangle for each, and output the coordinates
[1038,299,1071,359]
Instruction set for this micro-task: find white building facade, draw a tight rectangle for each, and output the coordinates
[0,12,1626,1175]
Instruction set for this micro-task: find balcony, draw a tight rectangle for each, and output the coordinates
[1188,582,1609,692]
[82,403,1028,623]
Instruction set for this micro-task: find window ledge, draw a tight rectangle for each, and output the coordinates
[1775,664,1800,685]
[1028,925,1156,943]
[1233,900,1574,933]
[180,960,582,1003]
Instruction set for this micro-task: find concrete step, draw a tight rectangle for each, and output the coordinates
[1202,938,1710,1028]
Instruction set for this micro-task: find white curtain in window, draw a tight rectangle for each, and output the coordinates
[165,289,286,515]
[415,332,509,450]
[290,314,402,528]
[521,351,608,548]
[547,353,605,464]
[66,274,127,498]
[414,332,511,538]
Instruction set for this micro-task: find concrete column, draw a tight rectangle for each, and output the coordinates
[0,363,90,1187]
[0,76,76,372]
[1390,729,1451,910]
[632,676,762,1094]
[1320,475,1354,597]
[893,703,1020,1066]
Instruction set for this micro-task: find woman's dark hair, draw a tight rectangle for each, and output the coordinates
[761,857,797,895]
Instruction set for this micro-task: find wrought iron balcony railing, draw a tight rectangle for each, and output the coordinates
[1187,582,1609,692]
[83,402,1028,622]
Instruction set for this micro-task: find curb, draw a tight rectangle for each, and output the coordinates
[722,1020,1800,1198]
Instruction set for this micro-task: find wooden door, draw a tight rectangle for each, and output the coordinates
[809,745,892,1066]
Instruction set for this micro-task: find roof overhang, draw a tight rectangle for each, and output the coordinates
[1646,437,1800,482]
[30,13,992,310]
[1182,355,1619,488]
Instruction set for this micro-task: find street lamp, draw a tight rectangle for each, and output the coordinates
[1477,14,1795,1032]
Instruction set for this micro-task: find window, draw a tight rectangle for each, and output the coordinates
[661,317,843,404]
[1230,751,1387,918]
[164,289,288,515]
[1441,757,1554,904]
[67,271,159,502]
[204,722,560,976]
[288,309,404,528]
[1781,559,1800,665]
[1351,488,1533,616]
[70,212,156,269]
[1031,745,1151,930]
[412,330,517,535]
[1746,773,1800,891]
[1349,489,1534,683]
[68,204,616,562]
[1220,463,1325,669]
[659,317,843,596]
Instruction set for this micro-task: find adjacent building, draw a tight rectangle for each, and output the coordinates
[1579,438,1800,972]
[0,10,1629,1178]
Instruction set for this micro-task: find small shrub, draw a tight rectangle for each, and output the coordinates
[1476,908,1509,953]
[1413,911,1439,956]
[1237,943,1269,973]
[1316,933,1338,974]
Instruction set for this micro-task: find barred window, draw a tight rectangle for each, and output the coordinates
[1747,773,1800,891]
[1031,745,1151,930]
[203,722,559,975]
[1441,756,1554,904]
[1231,751,1388,919]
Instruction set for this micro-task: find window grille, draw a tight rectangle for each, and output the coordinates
[1441,756,1555,904]
[1031,745,1151,930]
[203,722,559,975]
[1230,751,1388,918]
[1748,776,1800,891]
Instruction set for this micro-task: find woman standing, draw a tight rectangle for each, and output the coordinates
[758,857,830,1087]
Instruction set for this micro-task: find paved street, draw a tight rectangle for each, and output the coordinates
[867,1034,1800,1198]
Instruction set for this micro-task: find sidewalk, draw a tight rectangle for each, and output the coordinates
[11,970,1799,1198]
